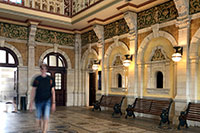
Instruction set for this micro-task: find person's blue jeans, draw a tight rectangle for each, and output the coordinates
[35,99,51,120]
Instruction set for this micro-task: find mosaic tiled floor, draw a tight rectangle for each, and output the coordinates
[0,106,200,133]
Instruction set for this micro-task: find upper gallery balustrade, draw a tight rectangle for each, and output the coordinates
[0,0,103,17]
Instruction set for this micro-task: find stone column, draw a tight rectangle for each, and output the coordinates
[74,34,82,106]
[175,17,190,100]
[27,22,38,108]
[124,11,138,103]
[173,0,190,125]
[93,25,105,94]
[189,57,199,102]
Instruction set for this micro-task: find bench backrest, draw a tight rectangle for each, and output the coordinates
[149,99,173,115]
[100,95,125,107]
[133,98,152,113]
[186,102,200,122]
[133,98,173,116]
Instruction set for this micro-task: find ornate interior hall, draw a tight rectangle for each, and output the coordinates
[0,0,200,132]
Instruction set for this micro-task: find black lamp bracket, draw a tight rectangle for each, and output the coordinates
[173,46,183,55]
[124,54,133,61]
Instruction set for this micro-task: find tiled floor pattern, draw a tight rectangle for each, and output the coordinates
[0,106,200,133]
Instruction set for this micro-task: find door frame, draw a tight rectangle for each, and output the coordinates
[48,67,67,106]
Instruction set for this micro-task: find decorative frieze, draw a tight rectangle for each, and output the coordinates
[190,0,200,15]
[35,28,75,46]
[104,18,129,40]
[137,1,178,29]
[0,22,28,40]
[81,30,98,46]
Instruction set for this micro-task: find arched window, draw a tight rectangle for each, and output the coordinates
[117,73,122,88]
[156,71,163,88]
[43,52,66,68]
[0,47,18,67]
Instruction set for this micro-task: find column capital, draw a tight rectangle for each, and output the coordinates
[93,24,104,40]
[123,11,137,32]
[28,23,38,46]
[75,33,81,49]
[174,0,189,17]
[176,16,191,29]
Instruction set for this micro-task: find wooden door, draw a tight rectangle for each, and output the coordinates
[48,69,66,106]
[89,73,96,106]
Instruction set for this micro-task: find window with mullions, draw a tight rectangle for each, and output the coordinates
[55,73,62,90]
[0,47,18,67]
[3,0,23,4]
[43,53,65,68]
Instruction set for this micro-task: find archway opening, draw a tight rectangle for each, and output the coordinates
[0,47,19,112]
[43,52,67,106]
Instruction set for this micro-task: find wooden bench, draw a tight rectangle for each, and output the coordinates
[125,98,173,126]
[178,102,200,130]
[92,95,125,116]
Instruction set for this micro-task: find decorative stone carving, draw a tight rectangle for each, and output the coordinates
[35,28,75,46]
[28,24,38,46]
[151,48,166,61]
[174,0,189,17]
[81,30,98,46]
[0,22,28,40]
[190,0,200,15]
[71,0,102,15]
[30,0,64,14]
[113,56,123,66]
[53,43,58,53]
[151,24,159,38]
[75,34,81,49]
[104,19,129,40]
[113,36,119,46]
[93,24,104,41]
[124,11,137,34]
[137,1,178,29]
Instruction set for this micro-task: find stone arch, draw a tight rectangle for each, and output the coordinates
[104,41,129,68]
[137,31,178,63]
[189,28,200,58]
[39,48,71,69]
[81,48,98,69]
[3,42,23,66]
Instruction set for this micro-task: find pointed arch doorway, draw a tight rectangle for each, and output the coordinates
[43,52,67,106]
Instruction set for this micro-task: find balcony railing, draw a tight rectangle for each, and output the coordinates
[0,0,103,17]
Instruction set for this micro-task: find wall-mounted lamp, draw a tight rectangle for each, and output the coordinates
[123,54,133,67]
[172,46,183,62]
[92,60,101,70]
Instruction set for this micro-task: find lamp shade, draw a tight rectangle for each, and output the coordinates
[172,53,182,62]
[92,64,99,70]
[123,59,131,67]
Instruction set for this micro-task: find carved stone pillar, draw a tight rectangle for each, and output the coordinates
[27,22,38,107]
[189,57,199,102]
[124,11,138,97]
[74,34,82,106]
[175,18,190,101]
[93,24,105,94]
[173,0,190,125]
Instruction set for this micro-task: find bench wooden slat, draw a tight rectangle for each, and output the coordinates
[178,102,200,129]
[92,95,125,116]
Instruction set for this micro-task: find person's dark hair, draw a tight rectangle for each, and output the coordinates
[40,63,48,70]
